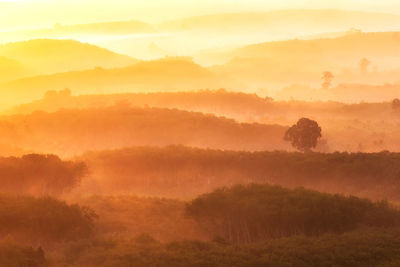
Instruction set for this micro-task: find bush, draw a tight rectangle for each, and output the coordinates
[186,184,400,243]
[0,195,97,243]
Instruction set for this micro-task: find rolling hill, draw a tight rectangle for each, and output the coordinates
[0,39,138,75]
[160,10,400,33]
[9,89,392,121]
[0,57,224,107]
[0,56,35,82]
[79,146,400,200]
[0,106,288,156]
[9,90,400,153]
[208,31,400,89]
[3,9,400,64]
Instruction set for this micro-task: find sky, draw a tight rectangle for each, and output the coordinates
[0,0,400,30]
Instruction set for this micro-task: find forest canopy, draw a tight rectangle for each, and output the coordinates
[0,154,87,195]
[186,184,400,244]
[0,195,97,243]
[56,228,400,267]
[81,146,400,200]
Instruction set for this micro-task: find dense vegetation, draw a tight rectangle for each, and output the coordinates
[0,154,86,195]
[0,242,47,267]
[54,228,400,267]
[0,107,287,156]
[0,195,96,243]
[11,89,392,121]
[187,184,400,244]
[81,146,400,200]
[11,89,400,153]
[1,183,400,266]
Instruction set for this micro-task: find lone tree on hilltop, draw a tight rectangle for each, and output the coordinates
[392,98,400,111]
[284,118,322,152]
[322,71,334,89]
[360,58,371,75]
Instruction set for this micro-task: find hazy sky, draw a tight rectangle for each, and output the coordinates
[1,0,400,30]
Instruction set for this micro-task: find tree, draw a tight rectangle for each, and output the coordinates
[392,98,400,111]
[360,58,371,75]
[322,72,334,89]
[284,118,321,152]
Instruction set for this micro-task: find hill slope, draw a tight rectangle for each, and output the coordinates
[161,10,400,33]
[80,146,400,200]
[0,58,223,107]
[210,31,400,88]
[10,90,400,153]
[0,106,287,156]
[0,39,137,74]
[0,56,35,82]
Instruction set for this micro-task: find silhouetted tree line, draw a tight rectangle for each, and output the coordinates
[14,89,272,116]
[0,154,87,195]
[82,146,400,200]
[14,90,393,122]
[186,184,400,244]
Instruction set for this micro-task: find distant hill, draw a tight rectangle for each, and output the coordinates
[3,9,400,39]
[6,10,399,40]
[0,57,224,107]
[276,82,400,103]
[0,39,138,75]
[10,89,400,153]
[209,31,400,88]
[0,56,35,82]
[232,31,400,64]
[40,20,153,35]
[0,106,287,156]
[9,89,391,121]
[160,10,400,33]
[3,9,400,63]
[0,20,154,42]
[9,90,272,116]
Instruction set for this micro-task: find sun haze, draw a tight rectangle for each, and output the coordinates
[1,0,400,29]
[1,1,400,266]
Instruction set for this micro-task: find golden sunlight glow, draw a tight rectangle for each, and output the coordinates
[1,0,400,30]
[1,1,400,266]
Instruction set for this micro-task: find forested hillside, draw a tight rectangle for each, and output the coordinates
[80,146,400,200]
[0,107,287,156]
